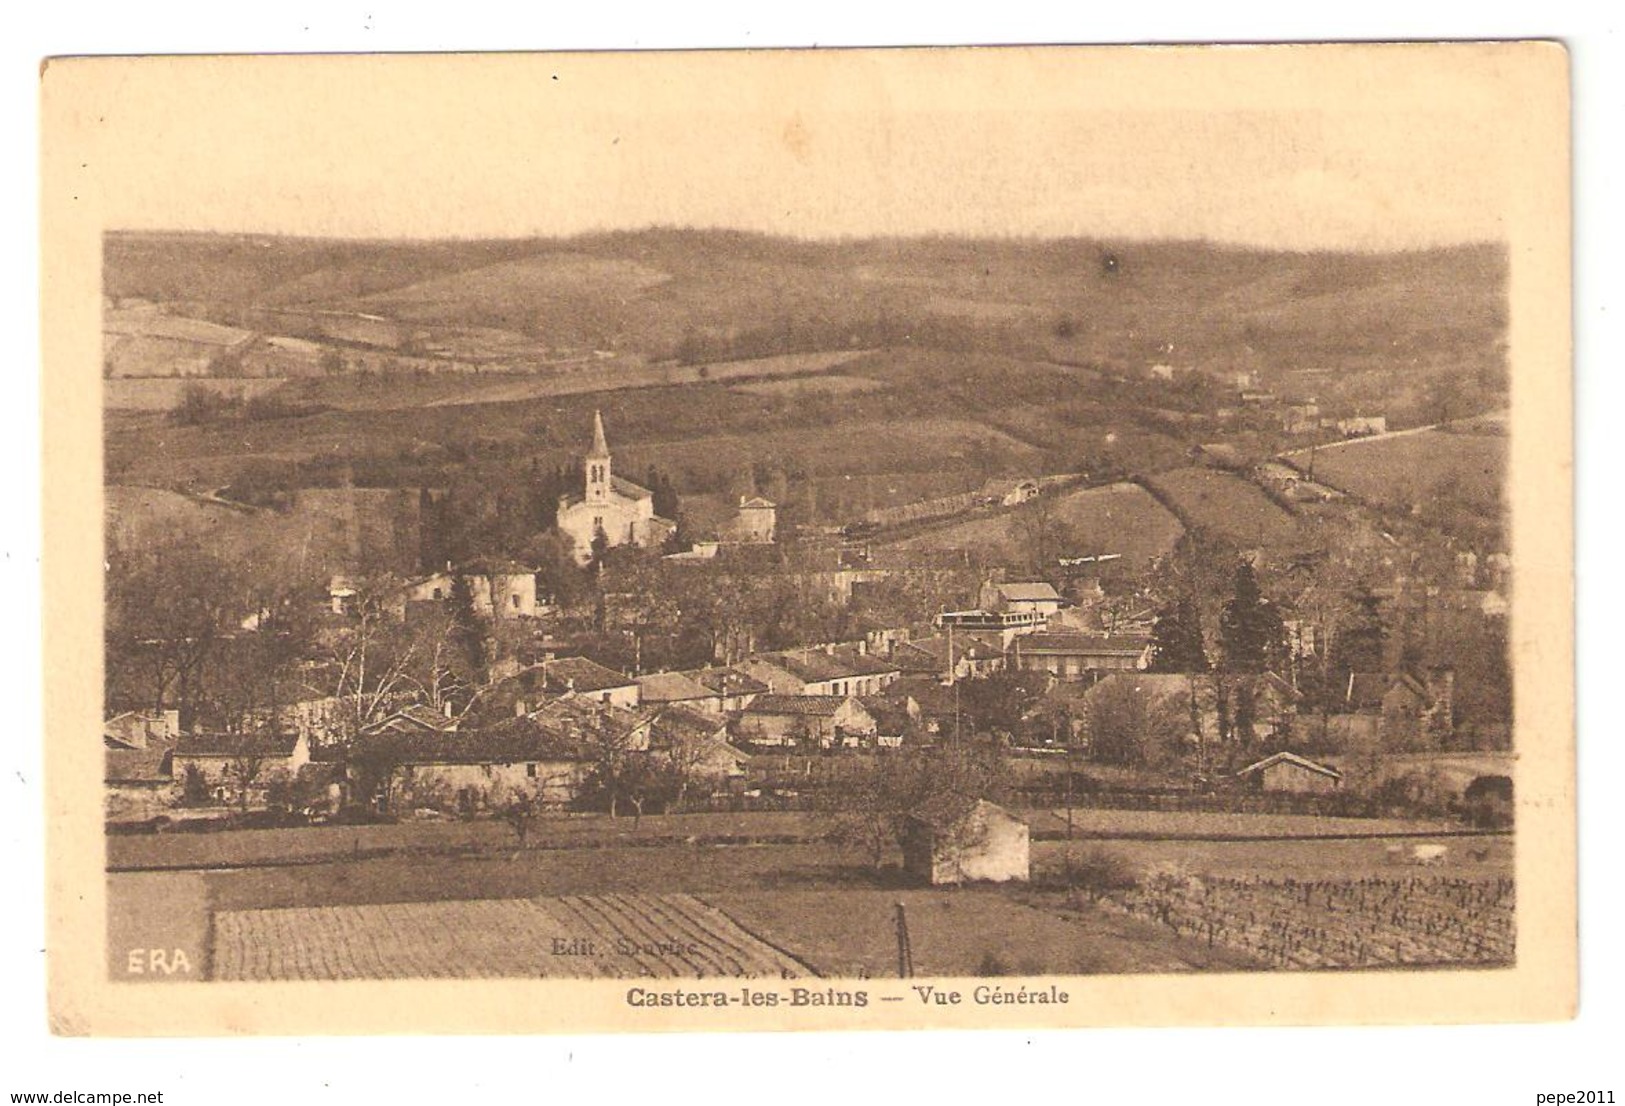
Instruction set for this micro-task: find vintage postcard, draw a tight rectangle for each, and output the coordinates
[40,43,1573,1034]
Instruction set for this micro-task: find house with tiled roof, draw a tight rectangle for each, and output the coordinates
[858,695,916,748]
[728,496,777,544]
[981,580,1064,620]
[354,700,655,812]
[738,646,901,698]
[1011,632,1153,679]
[648,706,752,792]
[681,667,769,712]
[103,709,179,750]
[636,671,724,714]
[171,731,311,807]
[361,703,461,737]
[879,676,964,740]
[398,561,543,620]
[890,633,1005,681]
[105,745,176,819]
[539,656,640,708]
[736,694,878,749]
[1337,669,1456,749]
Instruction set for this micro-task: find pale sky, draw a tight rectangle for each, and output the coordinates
[52,47,1525,249]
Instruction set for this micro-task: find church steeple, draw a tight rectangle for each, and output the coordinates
[585,410,612,503]
[589,409,610,459]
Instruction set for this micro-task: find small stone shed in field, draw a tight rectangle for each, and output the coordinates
[901,795,1030,886]
[1235,751,1343,795]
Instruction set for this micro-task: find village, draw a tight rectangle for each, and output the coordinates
[103,377,1517,979]
[107,400,1511,823]
[97,222,1519,981]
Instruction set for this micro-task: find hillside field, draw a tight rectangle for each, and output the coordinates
[885,481,1185,572]
[1142,467,1301,549]
[1289,425,1507,515]
[106,231,1508,412]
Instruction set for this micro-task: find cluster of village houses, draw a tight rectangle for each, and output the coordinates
[105,568,1472,824]
[106,413,1497,827]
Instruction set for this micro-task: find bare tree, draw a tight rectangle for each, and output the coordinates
[105,539,248,728]
[820,742,1009,871]
[225,752,267,812]
[325,572,422,740]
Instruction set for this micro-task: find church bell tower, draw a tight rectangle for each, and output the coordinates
[586,409,612,504]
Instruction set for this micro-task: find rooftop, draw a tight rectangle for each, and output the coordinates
[754,647,900,684]
[1017,633,1152,655]
[682,667,771,697]
[542,656,637,693]
[1236,752,1342,780]
[907,793,1019,831]
[743,694,857,718]
[995,582,1062,603]
[175,732,302,758]
[635,671,718,704]
[105,747,173,784]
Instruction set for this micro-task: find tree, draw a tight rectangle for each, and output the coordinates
[226,751,267,812]
[345,741,401,815]
[820,742,1009,870]
[956,670,1050,741]
[1084,678,1186,768]
[524,529,589,608]
[104,539,248,729]
[171,384,236,426]
[1149,594,1208,672]
[401,606,484,722]
[1017,497,1065,577]
[1150,528,1239,663]
[589,527,610,573]
[325,572,422,740]
[575,712,650,818]
[1218,561,1285,674]
[647,466,681,521]
[180,763,210,806]
[1329,581,1386,680]
[447,573,490,685]
[503,790,539,848]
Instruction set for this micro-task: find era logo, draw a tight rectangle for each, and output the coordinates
[127,948,192,975]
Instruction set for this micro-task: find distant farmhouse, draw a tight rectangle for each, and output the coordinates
[730,496,778,543]
[398,562,542,620]
[557,411,676,563]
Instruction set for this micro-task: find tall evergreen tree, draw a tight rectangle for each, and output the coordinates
[1332,582,1387,676]
[447,572,488,687]
[1218,561,1285,673]
[1149,594,1209,672]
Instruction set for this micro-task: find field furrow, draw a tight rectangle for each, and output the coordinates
[212,894,811,981]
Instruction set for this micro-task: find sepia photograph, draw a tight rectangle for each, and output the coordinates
[38,42,1573,1034]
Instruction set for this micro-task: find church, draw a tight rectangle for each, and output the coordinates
[556,411,675,563]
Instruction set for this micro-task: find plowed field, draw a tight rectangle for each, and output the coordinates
[212,893,810,981]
